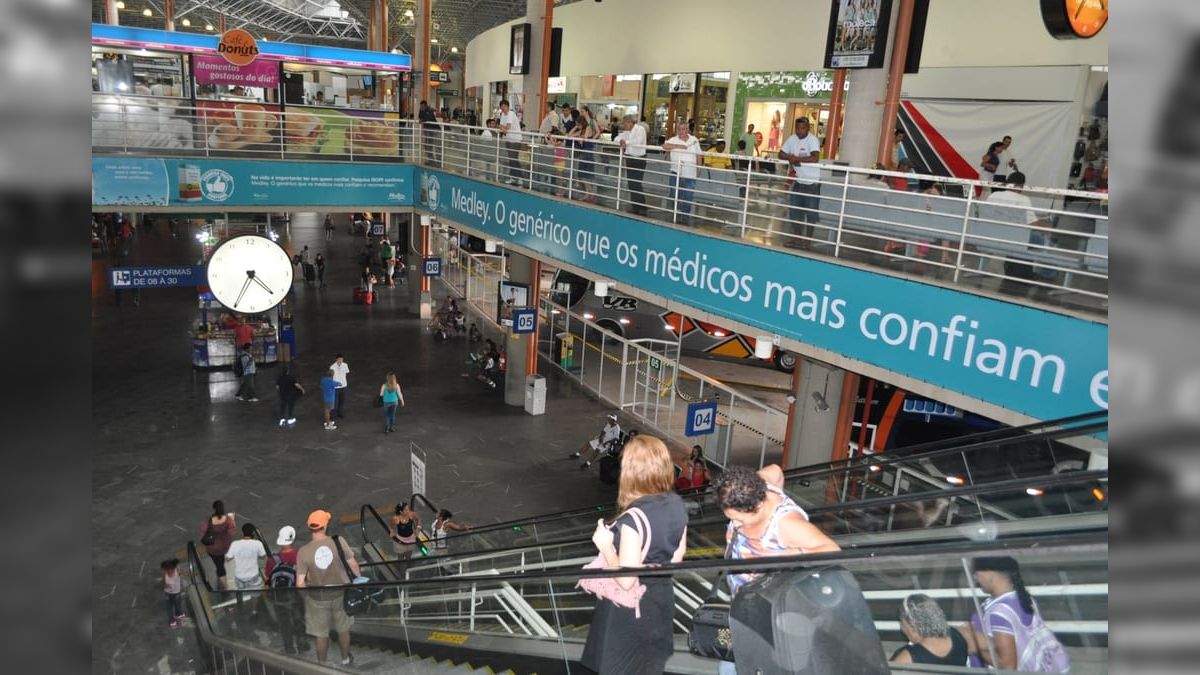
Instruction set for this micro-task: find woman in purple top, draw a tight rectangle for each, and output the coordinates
[959,556,1070,673]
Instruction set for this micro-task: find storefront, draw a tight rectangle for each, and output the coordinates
[730,70,846,156]
[91,24,411,155]
[640,72,729,146]
[577,74,641,135]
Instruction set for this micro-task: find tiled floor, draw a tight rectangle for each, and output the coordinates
[91,213,620,674]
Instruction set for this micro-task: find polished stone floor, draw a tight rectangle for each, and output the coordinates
[92,213,618,674]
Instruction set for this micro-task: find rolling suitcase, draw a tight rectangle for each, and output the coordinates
[730,567,887,675]
[598,454,620,485]
[303,263,315,283]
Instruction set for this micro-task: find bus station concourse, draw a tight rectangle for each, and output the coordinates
[91,1,1108,673]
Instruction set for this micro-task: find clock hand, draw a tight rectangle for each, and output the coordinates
[232,276,252,308]
[250,276,275,295]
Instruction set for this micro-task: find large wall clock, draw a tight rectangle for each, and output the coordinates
[1041,0,1108,39]
[205,235,294,313]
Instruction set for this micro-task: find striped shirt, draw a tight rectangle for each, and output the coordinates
[725,485,810,594]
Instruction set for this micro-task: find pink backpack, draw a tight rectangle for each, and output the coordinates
[577,507,652,617]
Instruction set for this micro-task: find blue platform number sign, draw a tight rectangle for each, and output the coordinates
[685,401,718,436]
[422,256,442,277]
[512,308,536,335]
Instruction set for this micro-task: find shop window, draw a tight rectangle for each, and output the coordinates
[92,51,186,98]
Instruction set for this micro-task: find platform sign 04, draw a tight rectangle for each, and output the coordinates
[422,256,442,277]
[685,400,719,436]
[512,308,536,335]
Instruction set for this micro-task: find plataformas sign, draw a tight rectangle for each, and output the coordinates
[217,28,260,67]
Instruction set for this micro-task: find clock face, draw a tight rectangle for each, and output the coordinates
[1042,0,1108,39]
[205,235,294,314]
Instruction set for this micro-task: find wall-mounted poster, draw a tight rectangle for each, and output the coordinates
[510,23,531,75]
[824,0,894,69]
[497,280,530,327]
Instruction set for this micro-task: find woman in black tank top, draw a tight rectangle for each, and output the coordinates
[390,502,420,560]
[890,593,968,666]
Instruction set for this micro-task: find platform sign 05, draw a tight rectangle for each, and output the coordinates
[422,256,442,277]
[512,308,536,334]
[685,401,719,436]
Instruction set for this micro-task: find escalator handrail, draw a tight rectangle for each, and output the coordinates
[427,415,1107,546]
[191,529,1106,595]
[360,502,396,549]
[186,540,215,593]
[355,469,1108,572]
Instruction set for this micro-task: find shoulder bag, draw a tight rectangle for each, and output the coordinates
[576,507,652,618]
[200,518,216,546]
[331,535,386,616]
[687,539,735,660]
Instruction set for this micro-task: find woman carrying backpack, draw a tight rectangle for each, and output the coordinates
[959,556,1070,672]
[200,500,237,589]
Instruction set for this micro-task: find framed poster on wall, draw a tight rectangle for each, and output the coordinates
[497,281,530,327]
[823,0,894,69]
[509,23,531,75]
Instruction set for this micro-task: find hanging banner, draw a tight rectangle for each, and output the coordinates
[193,54,279,88]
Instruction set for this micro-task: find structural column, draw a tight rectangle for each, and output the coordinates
[408,214,432,317]
[781,359,846,470]
[837,0,906,170]
[104,0,119,25]
[503,251,540,406]
[519,0,555,123]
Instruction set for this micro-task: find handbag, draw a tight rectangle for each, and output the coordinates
[374,394,384,408]
[331,535,386,616]
[687,540,735,660]
[200,519,216,546]
[576,507,652,617]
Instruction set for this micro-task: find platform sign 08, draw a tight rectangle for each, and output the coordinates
[422,256,442,277]
[685,400,718,436]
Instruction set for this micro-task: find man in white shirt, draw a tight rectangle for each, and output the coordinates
[778,116,823,248]
[994,135,1019,183]
[328,353,349,418]
[661,120,702,225]
[226,522,267,590]
[616,114,649,216]
[535,101,561,192]
[984,172,1045,227]
[570,413,623,469]
[497,99,523,185]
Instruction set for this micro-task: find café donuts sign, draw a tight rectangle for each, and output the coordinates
[217,28,260,67]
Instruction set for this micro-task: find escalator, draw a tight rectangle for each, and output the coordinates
[186,531,1108,674]
[357,412,1107,568]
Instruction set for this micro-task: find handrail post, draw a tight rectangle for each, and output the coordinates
[740,161,753,239]
[439,123,446,169]
[121,102,129,154]
[466,129,472,174]
[619,341,629,409]
[349,118,355,162]
[953,188,975,283]
[279,110,286,159]
[834,169,850,257]
[615,145,624,210]
[672,172,680,225]
[494,137,501,183]
[567,145,575,200]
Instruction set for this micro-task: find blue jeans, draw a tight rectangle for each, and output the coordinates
[384,403,398,429]
[787,180,820,242]
[670,174,696,224]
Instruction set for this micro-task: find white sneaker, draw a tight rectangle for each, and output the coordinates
[248,397,260,402]
[278,419,286,427]
[287,418,297,425]
[326,423,337,430]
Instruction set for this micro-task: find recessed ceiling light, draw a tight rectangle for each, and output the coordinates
[205,24,214,31]
[143,8,153,17]
[450,46,459,53]
[430,38,438,43]
[181,18,191,27]
[115,1,125,8]
[404,9,414,18]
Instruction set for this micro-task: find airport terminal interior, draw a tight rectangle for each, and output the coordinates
[91,1,1109,673]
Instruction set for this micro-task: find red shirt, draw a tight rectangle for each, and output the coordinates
[264,547,298,577]
[233,323,254,349]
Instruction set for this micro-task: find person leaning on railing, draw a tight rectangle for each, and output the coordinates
[616,114,649,216]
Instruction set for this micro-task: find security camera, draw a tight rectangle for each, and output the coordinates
[811,392,830,413]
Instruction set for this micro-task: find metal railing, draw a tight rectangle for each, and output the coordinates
[93,95,1109,317]
[538,295,787,469]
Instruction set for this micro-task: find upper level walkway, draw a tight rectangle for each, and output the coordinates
[92,97,1109,424]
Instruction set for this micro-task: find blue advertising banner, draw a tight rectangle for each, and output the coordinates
[110,265,205,289]
[92,158,414,208]
[418,169,1109,422]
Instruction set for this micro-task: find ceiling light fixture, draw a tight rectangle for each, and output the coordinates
[181,18,191,27]
[430,38,438,43]
[143,8,153,16]
[205,23,214,31]
[450,46,459,53]
[115,1,125,8]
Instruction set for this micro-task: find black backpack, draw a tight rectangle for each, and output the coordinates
[268,554,297,589]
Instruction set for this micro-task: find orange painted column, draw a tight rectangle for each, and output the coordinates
[525,258,541,376]
[778,360,805,468]
[824,69,847,160]
[875,0,916,167]
[105,0,119,25]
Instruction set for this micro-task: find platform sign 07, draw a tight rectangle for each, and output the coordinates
[685,400,718,436]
